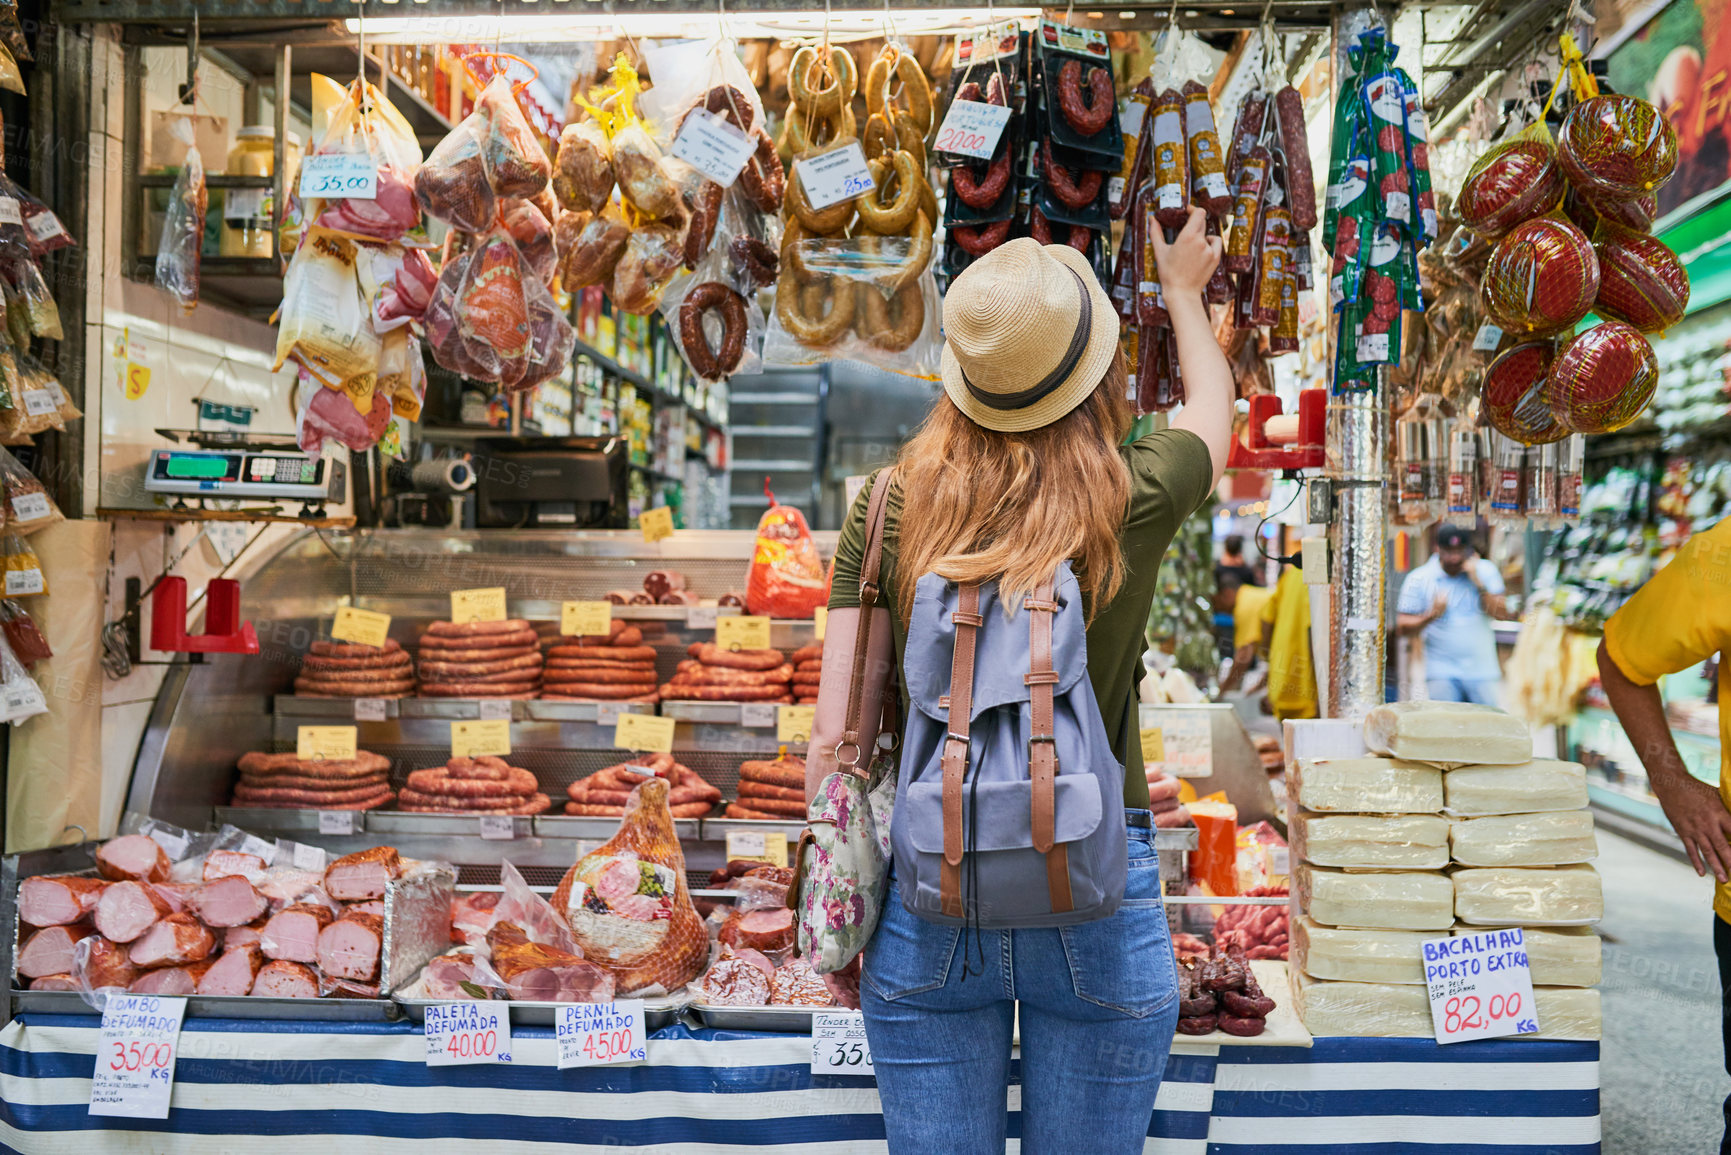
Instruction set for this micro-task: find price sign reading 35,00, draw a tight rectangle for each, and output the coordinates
[811,1010,874,1075]
[89,994,185,1119]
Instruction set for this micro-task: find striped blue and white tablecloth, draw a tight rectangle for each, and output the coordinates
[0,1015,1216,1154]
[1209,1038,1602,1154]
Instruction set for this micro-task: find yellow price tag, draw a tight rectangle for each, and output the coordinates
[1140,727,1164,765]
[124,362,151,400]
[725,829,789,866]
[777,705,816,744]
[640,506,675,543]
[451,718,512,758]
[814,606,828,642]
[451,587,508,625]
[297,726,358,761]
[331,606,392,648]
[615,712,676,753]
[716,615,771,652]
[561,601,613,637]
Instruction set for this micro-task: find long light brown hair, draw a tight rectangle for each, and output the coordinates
[894,349,1134,618]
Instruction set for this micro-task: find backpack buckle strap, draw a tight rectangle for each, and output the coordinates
[943,584,982,875]
[1045,844,1074,914]
[1023,598,1059,612]
[951,610,984,628]
[1027,573,1059,857]
[1023,671,1061,686]
[1029,739,1058,854]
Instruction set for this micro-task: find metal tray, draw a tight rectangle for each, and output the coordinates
[12,989,402,1021]
[688,1001,820,1032]
[392,993,684,1030]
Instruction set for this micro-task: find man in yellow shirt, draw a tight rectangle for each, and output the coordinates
[1216,573,1273,694]
[1598,518,1731,1151]
[1261,565,1317,721]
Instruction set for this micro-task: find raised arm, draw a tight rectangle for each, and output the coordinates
[1157,206,1232,487]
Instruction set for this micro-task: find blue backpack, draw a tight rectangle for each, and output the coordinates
[890,562,1127,928]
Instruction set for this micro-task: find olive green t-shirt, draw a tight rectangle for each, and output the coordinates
[828,427,1215,809]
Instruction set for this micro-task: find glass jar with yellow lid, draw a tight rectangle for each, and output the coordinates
[220,125,301,259]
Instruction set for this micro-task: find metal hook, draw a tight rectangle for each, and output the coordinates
[178,10,199,106]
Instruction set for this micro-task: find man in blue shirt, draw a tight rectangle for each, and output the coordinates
[1395,525,1514,705]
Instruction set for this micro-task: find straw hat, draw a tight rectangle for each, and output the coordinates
[940,237,1119,434]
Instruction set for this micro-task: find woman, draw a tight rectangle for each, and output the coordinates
[805,207,1231,1153]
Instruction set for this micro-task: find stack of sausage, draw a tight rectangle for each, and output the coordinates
[293,639,415,699]
[399,755,552,815]
[540,619,660,702]
[791,643,822,705]
[15,836,399,1001]
[661,643,792,702]
[564,753,720,817]
[415,619,543,698]
[725,756,807,820]
[231,751,395,811]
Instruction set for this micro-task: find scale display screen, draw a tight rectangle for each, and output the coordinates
[163,454,233,479]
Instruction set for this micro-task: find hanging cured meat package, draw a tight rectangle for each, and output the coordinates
[550,777,708,996]
[1480,217,1599,337]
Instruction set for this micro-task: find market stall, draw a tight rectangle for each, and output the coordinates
[3,0,1701,1147]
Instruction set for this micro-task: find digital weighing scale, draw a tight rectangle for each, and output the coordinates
[143,448,345,505]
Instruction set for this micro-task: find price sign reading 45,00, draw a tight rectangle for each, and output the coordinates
[89,994,185,1119]
[556,1000,647,1069]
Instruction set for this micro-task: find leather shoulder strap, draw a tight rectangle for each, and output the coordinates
[837,469,895,772]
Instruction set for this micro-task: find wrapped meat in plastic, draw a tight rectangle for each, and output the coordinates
[369,245,437,330]
[1592,224,1689,332]
[1289,757,1443,814]
[424,230,533,385]
[1443,759,1589,816]
[297,373,392,454]
[611,122,682,220]
[558,211,630,291]
[476,75,551,198]
[1295,864,1454,930]
[154,115,205,312]
[501,197,557,288]
[1456,135,1564,239]
[1546,320,1659,435]
[1482,218,1600,337]
[415,113,495,234]
[610,224,684,315]
[1292,971,1435,1037]
[744,499,828,618]
[273,228,382,396]
[1557,95,1677,201]
[1291,916,1431,985]
[1452,863,1603,926]
[553,119,615,213]
[509,286,575,395]
[1482,341,1570,446]
[1460,924,1600,987]
[317,163,419,241]
[1291,812,1449,870]
[1361,701,1533,767]
[1449,811,1598,867]
[550,776,708,996]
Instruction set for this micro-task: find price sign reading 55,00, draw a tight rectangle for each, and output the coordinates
[811,1010,874,1076]
[89,994,185,1119]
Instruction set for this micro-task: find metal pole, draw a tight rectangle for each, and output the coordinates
[1326,4,1388,721]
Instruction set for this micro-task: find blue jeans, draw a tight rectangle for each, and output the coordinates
[860,815,1178,1154]
[1426,677,1500,705]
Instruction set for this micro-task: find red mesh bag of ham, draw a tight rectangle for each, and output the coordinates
[1457,132,1564,239]
[1592,224,1690,333]
[1558,95,1678,202]
[1481,217,1599,337]
[1482,341,1570,446]
[744,488,829,619]
[1547,320,1659,435]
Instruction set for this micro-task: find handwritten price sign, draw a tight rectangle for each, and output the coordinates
[298,153,379,200]
[556,1000,647,1068]
[934,99,1012,161]
[796,142,876,210]
[811,1010,874,1076]
[1422,928,1539,1044]
[424,1001,514,1066]
[89,994,185,1118]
